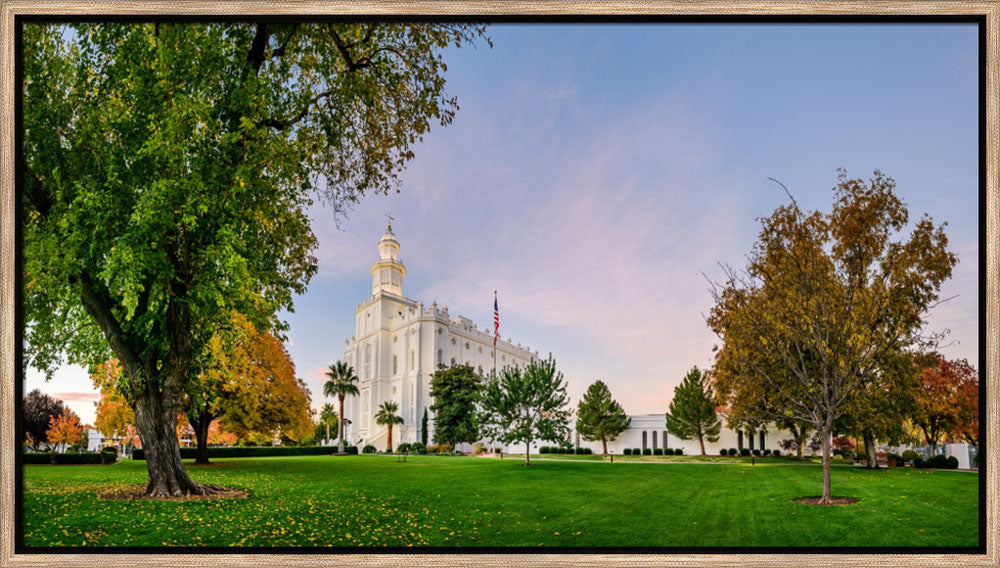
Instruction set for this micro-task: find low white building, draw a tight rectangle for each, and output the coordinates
[501,414,797,456]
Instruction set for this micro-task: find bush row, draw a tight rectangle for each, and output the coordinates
[718,448,780,457]
[623,448,684,456]
[132,445,355,460]
[23,447,118,465]
[914,455,960,470]
[538,446,593,455]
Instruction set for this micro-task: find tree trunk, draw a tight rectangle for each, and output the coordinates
[337,394,346,454]
[193,413,211,465]
[863,431,878,469]
[601,437,607,455]
[699,435,706,456]
[134,391,204,497]
[525,440,531,466]
[325,420,330,444]
[819,429,833,505]
[387,425,393,452]
[795,426,806,460]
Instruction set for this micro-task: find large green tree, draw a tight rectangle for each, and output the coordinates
[665,367,721,456]
[575,380,630,455]
[478,356,571,465]
[324,360,359,455]
[708,171,956,504]
[429,364,481,447]
[23,22,487,496]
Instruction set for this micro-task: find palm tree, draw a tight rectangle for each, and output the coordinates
[374,401,404,452]
[319,403,337,445]
[324,361,359,454]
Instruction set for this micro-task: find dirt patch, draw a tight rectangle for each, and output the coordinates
[97,483,249,501]
[794,496,859,506]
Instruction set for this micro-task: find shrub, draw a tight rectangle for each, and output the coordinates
[437,443,454,454]
[773,450,782,457]
[396,443,410,454]
[729,448,738,456]
[362,444,377,454]
[574,447,584,455]
[930,454,949,469]
[902,449,919,463]
[642,448,652,455]
[409,442,426,454]
[762,449,771,457]
[720,449,729,457]
[132,445,341,460]
[752,449,761,457]
[539,446,550,454]
[914,456,930,469]
[623,448,632,455]
[100,446,118,464]
[674,448,683,456]
[581,447,592,454]
[653,448,664,456]
[740,448,751,457]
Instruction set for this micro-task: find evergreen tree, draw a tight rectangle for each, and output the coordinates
[420,407,429,446]
[665,367,721,456]
[429,364,481,446]
[575,380,630,455]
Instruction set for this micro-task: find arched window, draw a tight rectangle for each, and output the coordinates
[450,357,456,366]
[663,430,669,449]
[437,349,443,366]
[652,431,658,450]
[737,430,744,450]
[364,344,371,379]
[759,431,766,450]
[392,355,398,375]
[642,431,648,451]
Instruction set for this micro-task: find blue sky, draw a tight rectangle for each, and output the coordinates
[27,23,980,425]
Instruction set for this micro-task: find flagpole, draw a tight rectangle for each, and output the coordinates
[493,290,497,380]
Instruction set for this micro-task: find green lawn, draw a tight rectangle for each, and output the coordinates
[23,455,978,548]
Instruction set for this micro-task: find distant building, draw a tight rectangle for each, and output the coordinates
[342,222,539,449]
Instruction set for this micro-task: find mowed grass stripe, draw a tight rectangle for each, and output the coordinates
[22,455,978,548]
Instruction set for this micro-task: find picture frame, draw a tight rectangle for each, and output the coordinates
[1,1,996,566]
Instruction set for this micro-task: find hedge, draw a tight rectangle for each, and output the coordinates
[23,452,107,465]
[132,445,353,460]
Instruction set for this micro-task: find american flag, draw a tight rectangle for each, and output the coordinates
[493,293,499,346]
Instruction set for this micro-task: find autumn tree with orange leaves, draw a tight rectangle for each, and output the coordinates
[186,311,313,464]
[913,354,979,452]
[46,408,83,450]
